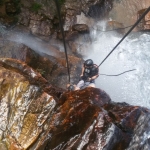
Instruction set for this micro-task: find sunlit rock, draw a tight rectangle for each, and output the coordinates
[72,24,89,33]
[0,58,60,150]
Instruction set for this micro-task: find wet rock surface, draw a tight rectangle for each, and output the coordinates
[0,41,83,89]
[72,24,89,33]
[0,1,150,150]
[0,58,149,150]
[0,0,114,58]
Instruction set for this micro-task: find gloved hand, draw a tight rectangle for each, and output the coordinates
[80,76,88,81]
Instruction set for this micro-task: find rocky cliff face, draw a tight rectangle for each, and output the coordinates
[0,1,150,150]
[0,0,113,34]
[0,0,116,89]
[0,0,111,91]
[0,58,149,150]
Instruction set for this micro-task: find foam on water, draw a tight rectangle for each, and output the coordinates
[83,29,150,108]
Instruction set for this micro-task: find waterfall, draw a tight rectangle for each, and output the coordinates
[83,30,150,107]
[79,0,150,108]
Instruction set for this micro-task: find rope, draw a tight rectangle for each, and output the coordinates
[54,1,149,80]
[98,6,150,67]
[100,69,136,76]
[54,0,71,83]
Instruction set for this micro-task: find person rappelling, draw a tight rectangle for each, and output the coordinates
[74,59,99,90]
[55,0,149,92]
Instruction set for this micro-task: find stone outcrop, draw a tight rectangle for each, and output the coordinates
[0,42,84,89]
[106,21,124,33]
[0,58,63,150]
[63,0,113,30]
[0,0,114,55]
[0,1,150,149]
[137,8,150,31]
[0,0,113,32]
[0,0,121,74]
[0,58,150,150]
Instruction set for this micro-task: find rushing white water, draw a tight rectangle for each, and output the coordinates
[82,0,150,107]
[83,29,150,108]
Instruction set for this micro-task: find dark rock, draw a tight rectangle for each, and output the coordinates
[57,30,79,41]
[68,41,78,54]
[84,0,113,18]
[72,24,89,33]
[126,109,150,150]
[5,2,19,15]
[0,41,83,89]
[104,102,142,133]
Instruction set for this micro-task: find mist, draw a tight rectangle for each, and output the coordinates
[0,24,64,57]
[82,25,150,108]
[1,19,150,108]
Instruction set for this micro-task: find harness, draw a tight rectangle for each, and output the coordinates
[81,64,99,82]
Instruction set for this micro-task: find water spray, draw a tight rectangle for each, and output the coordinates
[54,0,150,89]
[94,6,150,77]
[98,6,150,67]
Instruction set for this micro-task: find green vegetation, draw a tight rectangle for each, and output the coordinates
[30,2,42,13]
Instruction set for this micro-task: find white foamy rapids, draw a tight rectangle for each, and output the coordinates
[82,30,150,108]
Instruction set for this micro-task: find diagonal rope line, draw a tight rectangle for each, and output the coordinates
[100,69,136,76]
[54,0,71,83]
[98,6,150,67]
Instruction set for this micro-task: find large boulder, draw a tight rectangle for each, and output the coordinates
[0,58,63,150]
[0,41,83,89]
[0,58,150,150]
